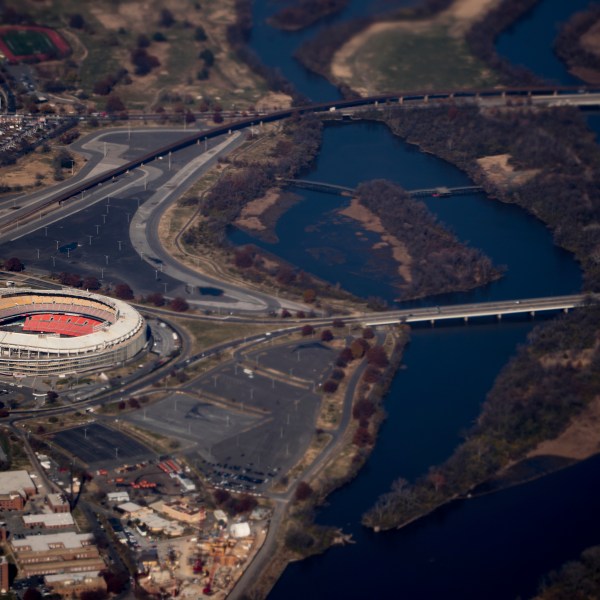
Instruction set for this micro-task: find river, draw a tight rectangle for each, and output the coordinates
[243,0,600,598]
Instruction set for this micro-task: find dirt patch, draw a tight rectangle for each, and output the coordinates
[234,188,301,243]
[235,188,282,232]
[255,92,293,112]
[339,197,412,283]
[443,0,502,26]
[527,395,600,460]
[476,154,540,189]
[0,147,84,192]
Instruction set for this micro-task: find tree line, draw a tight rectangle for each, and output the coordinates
[268,0,350,32]
[554,4,600,84]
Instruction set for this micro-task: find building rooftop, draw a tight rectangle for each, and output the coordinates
[117,501,145,514]
[47,493,68,506]
[12,532,94,553]
[23,513,74,527]
[0,470,35,498]
[45,571,103,584]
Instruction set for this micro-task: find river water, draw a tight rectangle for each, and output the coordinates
[244,1,599,598]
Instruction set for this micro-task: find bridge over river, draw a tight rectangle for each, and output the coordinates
[279,178,483,198]
[361,294,591,326]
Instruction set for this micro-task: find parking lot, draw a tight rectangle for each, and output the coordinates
[52,423,155,467]
[124,339,337,493]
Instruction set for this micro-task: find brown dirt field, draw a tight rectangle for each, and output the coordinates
[476,154,540,189]
[0,147,84,191]
[255,92,293,112]
[339,198,412,283]
[234,188,282,232]
[527,396,600,460]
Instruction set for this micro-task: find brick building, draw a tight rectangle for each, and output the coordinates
[11,532,105,577]
[44,571,107,598]
[0,471,36,510]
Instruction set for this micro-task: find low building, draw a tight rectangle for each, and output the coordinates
[116,501,149,519]
[214,510,228,524]
[107,491,130,503]
[230,522,251,538]
[11,532,104,577]
[44,571,106,598]
[22,512,75,529]
[176,474,196,492]
[0,470,36,510]
[47,493,70,513]
[152,499,206,524]
[137,549,159,575]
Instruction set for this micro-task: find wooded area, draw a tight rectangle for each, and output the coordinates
[268,0,349,31]
[355,180,501,298]
[554,4,600,83]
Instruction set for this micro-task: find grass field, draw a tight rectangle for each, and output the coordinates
[2,29,56,56]
[345,26,499,92]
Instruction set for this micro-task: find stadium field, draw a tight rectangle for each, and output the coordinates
[0,26,70,62]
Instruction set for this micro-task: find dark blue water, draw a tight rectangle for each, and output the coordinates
[496,0,591,86]
[272,451,600,600]
[231,121,581,304]
[246,1,598,598]
[250,0,418,102]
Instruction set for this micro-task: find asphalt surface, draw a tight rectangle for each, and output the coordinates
[52,422,155,467]
[0,126,308,315]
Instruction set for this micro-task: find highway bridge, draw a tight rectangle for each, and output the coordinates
[281,178,483,197]
[362,294,589,326]
[3,84,600,236]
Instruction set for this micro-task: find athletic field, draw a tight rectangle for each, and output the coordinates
[0,26,70,62]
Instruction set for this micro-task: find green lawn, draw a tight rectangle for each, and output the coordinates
[350,26,499,92]
[2,29,55,56]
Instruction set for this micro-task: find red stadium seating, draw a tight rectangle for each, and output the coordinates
[22,314,103,337]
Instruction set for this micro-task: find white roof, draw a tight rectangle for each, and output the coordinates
[45,571,103,584]
[107,491,130,501]
[12,532,93,552]
[230,522,251,538]
[23,513,74,527]
[214,510,228,523]
[0,288,143,353]
[0,470,35,498]
[117,501,145,514]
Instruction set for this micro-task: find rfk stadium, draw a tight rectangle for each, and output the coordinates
[0,288,146,376]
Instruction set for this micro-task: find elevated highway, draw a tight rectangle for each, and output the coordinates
[363,294,589,326]
[2,84,600,238]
